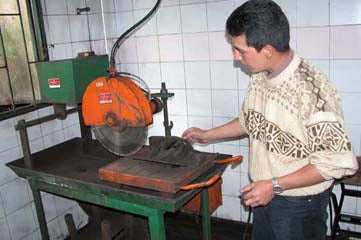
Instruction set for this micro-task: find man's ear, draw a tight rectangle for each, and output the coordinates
[262,45,273,59]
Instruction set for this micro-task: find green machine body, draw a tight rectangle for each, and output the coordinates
[36,55,108,104]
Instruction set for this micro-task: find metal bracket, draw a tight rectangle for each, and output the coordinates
[151,82,174,137]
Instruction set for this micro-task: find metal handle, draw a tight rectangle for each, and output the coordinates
[180,174,220,190]
[216,155,243,167]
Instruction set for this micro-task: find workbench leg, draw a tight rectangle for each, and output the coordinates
[201,188,211,240]
[148,209,166,240]
[29,181,49,240]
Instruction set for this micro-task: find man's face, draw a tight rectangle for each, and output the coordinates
[231,34,267,73]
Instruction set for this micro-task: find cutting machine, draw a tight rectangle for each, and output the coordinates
[81,70,243,193]
[82,72,161,156]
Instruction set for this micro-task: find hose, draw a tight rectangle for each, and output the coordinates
[109,0,162,69]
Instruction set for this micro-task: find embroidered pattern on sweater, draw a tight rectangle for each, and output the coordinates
[298,61,326,111]
[297,60,343,121]
[245,110,351,158]
[307,121,352,152]
[247,60,343,122]
[245,110,311,158]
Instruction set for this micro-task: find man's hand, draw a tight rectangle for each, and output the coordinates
[240,180,275,207]
[182,127,209,143]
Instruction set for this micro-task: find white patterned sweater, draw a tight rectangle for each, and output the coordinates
[239,53,358,196]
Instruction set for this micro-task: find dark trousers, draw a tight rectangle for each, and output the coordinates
[252,189,329,240]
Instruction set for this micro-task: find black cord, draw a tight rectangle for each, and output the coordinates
[109,0,162,69]
[242,207,252,240]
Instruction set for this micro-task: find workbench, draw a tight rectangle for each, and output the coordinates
[7,137,228,240]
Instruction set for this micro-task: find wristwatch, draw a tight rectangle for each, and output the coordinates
[272,177,283,194]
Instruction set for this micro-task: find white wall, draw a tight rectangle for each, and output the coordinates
[0,0,361,239]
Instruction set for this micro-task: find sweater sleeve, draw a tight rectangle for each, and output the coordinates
[299,70,358,180]
[239,99,249,135]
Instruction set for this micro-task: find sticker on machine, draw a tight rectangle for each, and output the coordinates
[98,92,112,104]
[48,78,60,88]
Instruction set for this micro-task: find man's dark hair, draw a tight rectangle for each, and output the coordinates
[226,0,290,52]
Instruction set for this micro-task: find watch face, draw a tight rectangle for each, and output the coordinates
[274,186,282,194]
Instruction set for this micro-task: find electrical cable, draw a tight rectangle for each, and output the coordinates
[242,207,252,240]
[109,0,162,69]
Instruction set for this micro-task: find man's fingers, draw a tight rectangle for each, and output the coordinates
[240,185,252,193]
[182,127,196,138]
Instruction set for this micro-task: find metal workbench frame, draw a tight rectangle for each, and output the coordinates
[10,162,214,240]
[8,107,226,240]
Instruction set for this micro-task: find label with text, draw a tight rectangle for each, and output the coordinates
[98,92,112,104]
[48,78,60,88]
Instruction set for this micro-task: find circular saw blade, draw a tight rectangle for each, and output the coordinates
[92,125,147,156]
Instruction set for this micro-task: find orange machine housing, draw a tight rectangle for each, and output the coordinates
[82,76,153,128]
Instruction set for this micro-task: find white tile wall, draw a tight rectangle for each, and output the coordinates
[187,89,212,116]
[160,62,186,88]
[188,116,213,130]
[156,6,182,35]
[86,0,102,13]
[136,36,160,62]
[47,16,71,44]
[69,15,89,42]
[210,61,238,89]
[7,204,37,240]
[180,3,207,33]
[0,216,12,240]
[185,61,211,89]
[0,178,31,215]
[206,0,234,31]
[1,1,361,239]
[134,9,158,36]
[330,60,361,92]
[88,14,105,41]
[45,0,67,15]
[138,63,162,88]
[183,33,210,61]
[133,0,156,10]
[0,147,20,186]
[41,194,57,222]
[212,90,239,117]
[116,11,135,36]
[158,35,184,61]
[330,0,361,25]
[0,119,18,153]
[168,89,188,115]
[297,0,329,27]
[115,0,133,11]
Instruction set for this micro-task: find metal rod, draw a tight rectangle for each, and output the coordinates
[30,0,48,61]
[84,0,93,51]
[15,107,78,130]
[29,180,50,240]
[201,188,211,240]
[0,27,16,111]
[78,104,92,141]
[160,82,173,137]
[17,119,33,169]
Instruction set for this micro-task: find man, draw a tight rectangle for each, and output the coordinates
[182,0,358,239]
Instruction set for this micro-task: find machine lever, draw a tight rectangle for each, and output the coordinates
[216,155,243,169]
[180,174,220,190]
